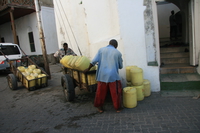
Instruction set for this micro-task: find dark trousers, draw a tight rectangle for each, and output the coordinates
[170,26,177,40]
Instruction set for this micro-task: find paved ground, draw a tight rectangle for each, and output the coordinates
[0,64,200,133]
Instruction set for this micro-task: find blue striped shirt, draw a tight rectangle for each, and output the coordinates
[91,45,123,83]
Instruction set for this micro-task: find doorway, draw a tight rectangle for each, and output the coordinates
[155,0,200,94]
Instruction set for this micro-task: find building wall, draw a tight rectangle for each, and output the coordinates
[117,0,160,92]
[0,13,40,55]
[0,6,58,56]
[41,6,59,54]
[53,0,161,91]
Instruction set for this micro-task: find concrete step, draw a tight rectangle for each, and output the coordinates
[161,52,189,58]
[160,63,197,74]
[160,46,189,53]
[161,57,189,64]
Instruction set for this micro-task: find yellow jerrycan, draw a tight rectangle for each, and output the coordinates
[69,56,81,69]
[130,67,143,86]
[30,73,38,78]
[75,56,91,71]
[33,69,41,74]
[126,66,137,82]
[28,65,36,70]
[66,56,76,69]
[37,74,47,86]
[143,79,151,97]
[132,85,144,101]
[123,87,137,108]
[60,55,73,68]
[17,66,25,81]
[25,75,36,88]
[25,68,33,73]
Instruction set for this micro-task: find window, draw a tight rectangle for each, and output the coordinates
[28,32,36,52]
[0,45,20,55]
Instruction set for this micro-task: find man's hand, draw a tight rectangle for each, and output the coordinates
[83,68,90,73]
[83,63,94,73]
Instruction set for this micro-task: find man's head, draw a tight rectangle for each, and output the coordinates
[109,39,118,48]
[63,43,68,50]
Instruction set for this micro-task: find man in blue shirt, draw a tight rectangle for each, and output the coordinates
[84,39,123,113]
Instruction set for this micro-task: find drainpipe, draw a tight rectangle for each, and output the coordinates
[34,0,51,79]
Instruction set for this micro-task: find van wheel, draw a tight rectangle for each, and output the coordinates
[7,74,18,90]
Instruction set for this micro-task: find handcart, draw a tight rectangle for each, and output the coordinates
[61,67,97,102]
[6,56,49,91]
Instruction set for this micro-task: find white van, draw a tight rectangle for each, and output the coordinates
[0,43,23,71]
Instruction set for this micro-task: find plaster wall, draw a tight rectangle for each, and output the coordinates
[0,7,58,56]
[53,0,90,57]
[117,0,160,92]
[41,6,59,54]
[0,13,40,55]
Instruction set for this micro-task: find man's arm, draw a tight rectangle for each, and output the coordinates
[118,54,123,69]
[84,63,94,73]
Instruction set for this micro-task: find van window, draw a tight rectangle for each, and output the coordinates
[0,45,20,55]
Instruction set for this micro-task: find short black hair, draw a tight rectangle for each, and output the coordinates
[63,43,68,47]
[109,39,118,47]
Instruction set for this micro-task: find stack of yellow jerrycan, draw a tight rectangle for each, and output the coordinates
[60,55,97,85]
[127,66,144,101]
[123,87,137,108]
[17,64,47,89]
[126,66,151,101]
[60,55,91,71]
[125,65,151,104]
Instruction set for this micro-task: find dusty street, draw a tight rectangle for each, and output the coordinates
[0,64,200,133]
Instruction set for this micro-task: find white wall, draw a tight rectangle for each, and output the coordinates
[53,0,90,57]
[53,0,121,58]
[0,13,40,55]
[117,0,160,92]
[41,6,59,54]
[0,7,58,56]
[157,3,180,38]
[15,13,41,55]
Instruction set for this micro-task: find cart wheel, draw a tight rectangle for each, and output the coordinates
[7,74,18,90]
[61,74,75,102]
